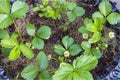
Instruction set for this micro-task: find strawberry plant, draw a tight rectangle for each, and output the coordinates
[54,36,82,57]
[78,0,119,59]
[52,55,98,80]
[79,0,120,43]
[93,0,120,25]
[33,0,68,19]
[67,2,85,22]
[21,51,52,80]
[0,0,51,61]
[81,41,102,59]
[0,0,29,59]
[0,0,28,29]
[26,24,52,50]
[0,24,51,61]
[33,0,85,22]
[1,38,34,61]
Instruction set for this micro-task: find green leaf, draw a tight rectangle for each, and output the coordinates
[0,29,9,39]
[26,24,35,36]
[32,6,40,12]
[36,51,48,70]
[37,26,51,39]
[67,11,76,22]
[99,0,112,16]
[87,23,97,32]
[73,71,93,80]
[39,70,52,80]
[73,55,98,71]
[54,44,65,55]
[92,11,105,23]
[91,48,102,59]
[92,32,101,43]
[20,44,34,59]
[84,48,102,59]
[8,46,20,61]
[0,0,10,14]
[73,7,85,17]
[68,44,82,56]
[52,63,74,80]
[107,12,120,25]
[48,10,59,19]
[52,1,59,8]
[21,64,39,80]
[84,18,92,27]
[11,32,19,39]
[1,47,12,56]
[11,1,29,18]
[93,18,103,31]
[62,36,74,49]
[78,26,90,34]
[52,62,94,80]
[67,2,76,10]
[81,41,91,51]
[1,38,18,48]
[32,38,44,50]
[42,0,49,5]
[0,14,13,29]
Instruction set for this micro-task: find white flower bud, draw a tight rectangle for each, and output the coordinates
[109,32,115,38]
[26,42,31,47]
[31,46,35,49]
[64,51,70,57]
[83,33,88,39]
[48,55,52,60]
[96,47,99,50]
[105,44,108,48]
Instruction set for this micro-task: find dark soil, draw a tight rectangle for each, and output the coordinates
[0,0,120,80]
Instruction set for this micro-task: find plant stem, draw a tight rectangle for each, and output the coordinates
[13,20,23,41]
